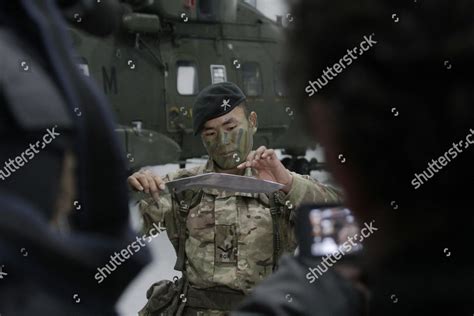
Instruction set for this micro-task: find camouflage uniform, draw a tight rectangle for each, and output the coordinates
[138,160,341,315]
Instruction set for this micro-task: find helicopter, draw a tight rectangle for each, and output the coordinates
[69,0,323,174]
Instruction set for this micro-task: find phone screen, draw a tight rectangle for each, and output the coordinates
[295,204,362,259]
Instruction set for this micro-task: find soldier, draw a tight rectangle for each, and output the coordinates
[128,82,341,315]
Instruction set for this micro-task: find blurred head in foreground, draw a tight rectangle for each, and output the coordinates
[285,0,473,311]
[286,0,473,241]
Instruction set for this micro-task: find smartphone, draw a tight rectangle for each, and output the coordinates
[295,204,363,260]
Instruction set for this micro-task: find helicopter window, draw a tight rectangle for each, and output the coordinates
[274,64,288,97]
[210,65,227,84]
[241,62,263,96]
[177,61,199,95]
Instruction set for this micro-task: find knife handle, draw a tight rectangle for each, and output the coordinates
[244,167,253,177]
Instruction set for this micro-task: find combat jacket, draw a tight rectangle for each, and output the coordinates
[139,160,341,294]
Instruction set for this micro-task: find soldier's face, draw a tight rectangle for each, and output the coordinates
[201,105,257,170]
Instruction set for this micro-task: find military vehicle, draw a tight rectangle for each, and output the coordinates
[70,0,321,174]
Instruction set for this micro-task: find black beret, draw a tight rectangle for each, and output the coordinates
[192,82,246,135]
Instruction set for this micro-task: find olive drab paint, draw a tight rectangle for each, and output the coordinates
[70,0,316,171]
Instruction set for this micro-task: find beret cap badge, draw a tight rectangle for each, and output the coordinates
[220,99,231,111]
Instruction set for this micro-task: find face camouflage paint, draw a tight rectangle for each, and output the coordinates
[201,108,254,170]
[204,126,253,170]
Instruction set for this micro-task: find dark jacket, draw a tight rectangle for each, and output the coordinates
[0,0,150,314]
[233,255,366,316]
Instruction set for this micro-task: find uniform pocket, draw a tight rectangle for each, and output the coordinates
[215,224,238,265]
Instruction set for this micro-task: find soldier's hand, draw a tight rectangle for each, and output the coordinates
[127,170,166,201]
[237,146,293,193]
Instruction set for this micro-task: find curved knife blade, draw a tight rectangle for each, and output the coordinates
[165,172,284,193]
